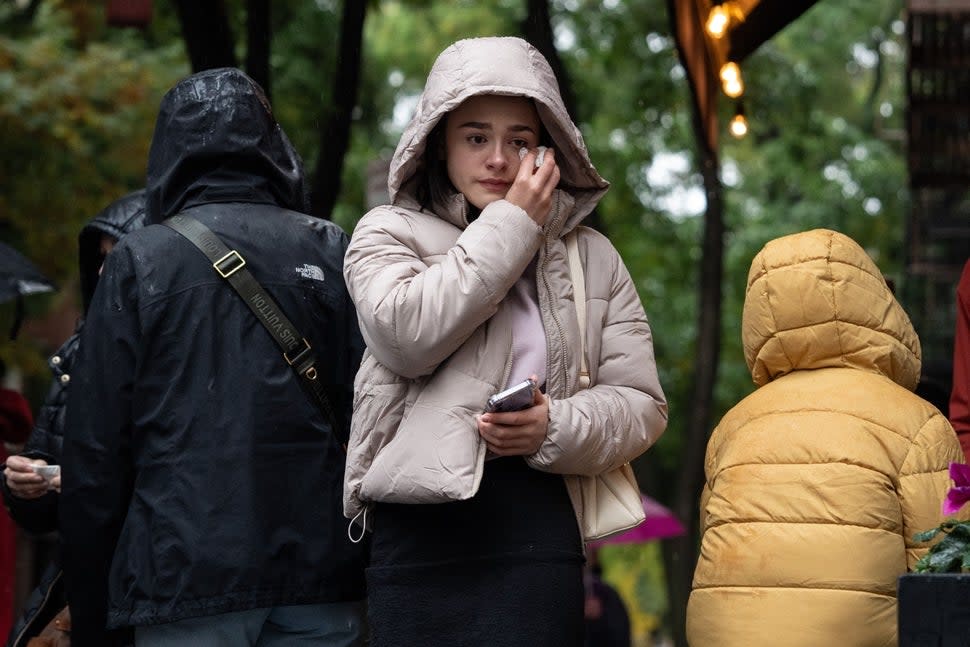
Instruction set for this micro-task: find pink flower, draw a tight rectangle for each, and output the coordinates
[943,462,970,516]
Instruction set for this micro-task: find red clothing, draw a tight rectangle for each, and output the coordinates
[953,260,970,461]
[0,386,32,642]
[0,455,14,641]
[0,387,32,445]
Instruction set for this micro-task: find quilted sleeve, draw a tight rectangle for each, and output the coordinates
[899,412,966,569]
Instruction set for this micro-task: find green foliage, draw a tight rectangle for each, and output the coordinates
[329,0,523,232]
[0,2,184,277]
[599,543,670,639]
[914,520,970,573]
[0,0,185,389]
[271,1,341,164]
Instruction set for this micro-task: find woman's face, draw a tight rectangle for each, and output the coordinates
[443,95,541,211]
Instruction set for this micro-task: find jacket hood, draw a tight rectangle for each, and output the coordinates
[145,67,307,224]
[78,189,147,312]
[742,228,921,390]
[389,37,609,232]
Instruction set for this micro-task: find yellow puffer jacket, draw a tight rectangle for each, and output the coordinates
[686,229,963,647]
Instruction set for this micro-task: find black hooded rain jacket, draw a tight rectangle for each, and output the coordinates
[3,190,146,647]
[3,188,147,534]
[60,68,366,645]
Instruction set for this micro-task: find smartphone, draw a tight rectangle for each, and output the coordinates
[484,378,537,413]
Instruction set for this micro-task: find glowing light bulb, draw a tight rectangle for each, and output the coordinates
[729,113,748,138]
[719,62,745,98]
[719,62,740,84]
[705,5,730,38]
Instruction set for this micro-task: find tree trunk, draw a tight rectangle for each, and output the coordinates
[246,0,271,101]
[311,0,368,220]
[521,0,578,120]
[662,151,723,647]
[521,0,602,232]
[661,0,727,641]
[172,0,236,72]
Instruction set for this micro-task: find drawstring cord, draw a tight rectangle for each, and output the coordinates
[348,505,369,544]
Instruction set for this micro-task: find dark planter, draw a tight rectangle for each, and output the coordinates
[899,573,970,646]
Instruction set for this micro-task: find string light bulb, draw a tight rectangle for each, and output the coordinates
[705,1,756,39]
[719,62,744,98]
[729,103,748,138]
[705,4,731,38]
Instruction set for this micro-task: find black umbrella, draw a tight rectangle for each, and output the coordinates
[0,241,56,339]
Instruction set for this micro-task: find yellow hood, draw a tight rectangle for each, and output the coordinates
[742,228,921,390]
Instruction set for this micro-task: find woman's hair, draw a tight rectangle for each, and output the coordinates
[416,120,453,211]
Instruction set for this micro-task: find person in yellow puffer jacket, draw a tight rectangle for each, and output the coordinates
[687,228,963,647]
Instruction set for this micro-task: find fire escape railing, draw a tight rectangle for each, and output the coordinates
[906,0,970,387]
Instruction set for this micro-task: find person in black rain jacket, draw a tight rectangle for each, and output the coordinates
[2,189,147,647]
[60,68,367,647]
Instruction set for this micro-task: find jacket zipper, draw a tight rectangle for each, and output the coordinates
[538,193,567,396]
[499,196,520,390]
[501,329,515,390]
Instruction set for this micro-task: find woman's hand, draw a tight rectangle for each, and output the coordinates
[4,455,54,499]
[478,376,548,456]
[505,147,560,227]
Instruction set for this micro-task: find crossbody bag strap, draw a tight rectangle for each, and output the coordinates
[565,229,590,390]
[162,214,340,435]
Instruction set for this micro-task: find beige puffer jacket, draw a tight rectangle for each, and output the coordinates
[686,229,963,647]
[342,37,668,531]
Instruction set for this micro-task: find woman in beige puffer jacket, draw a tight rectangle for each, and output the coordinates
[343,37,667,646]
[687,228,962,646]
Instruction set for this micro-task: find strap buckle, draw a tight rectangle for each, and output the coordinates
[284,338,315,378]
[213,250,246,278]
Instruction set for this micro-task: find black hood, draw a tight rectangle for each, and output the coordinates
[145,67,307,224]
[78,189,147,312]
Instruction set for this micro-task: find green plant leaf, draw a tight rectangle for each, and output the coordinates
[916,534,970,573]
[914,527,943,543]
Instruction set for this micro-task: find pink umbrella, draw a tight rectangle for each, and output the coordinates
[588,494,686,547]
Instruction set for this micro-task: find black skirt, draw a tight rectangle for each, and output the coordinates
[366,456,585,647]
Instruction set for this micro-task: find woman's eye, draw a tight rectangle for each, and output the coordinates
[468,135,487,145]
[511,139,529,148]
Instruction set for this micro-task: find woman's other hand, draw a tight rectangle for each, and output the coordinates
[4,455,54,499]
[478,377,549,456]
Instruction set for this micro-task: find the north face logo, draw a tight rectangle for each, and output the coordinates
[295,264,325,281]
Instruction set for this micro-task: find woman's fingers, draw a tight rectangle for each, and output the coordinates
[481,425,537,454]
[5,455,46,473]
[507,147,559,226]
[4,456,56,498]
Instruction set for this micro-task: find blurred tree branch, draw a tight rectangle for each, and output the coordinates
[311,0,368,220]
[171,0,236,71]
[246,0,271,101]
[522,0,602,232]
